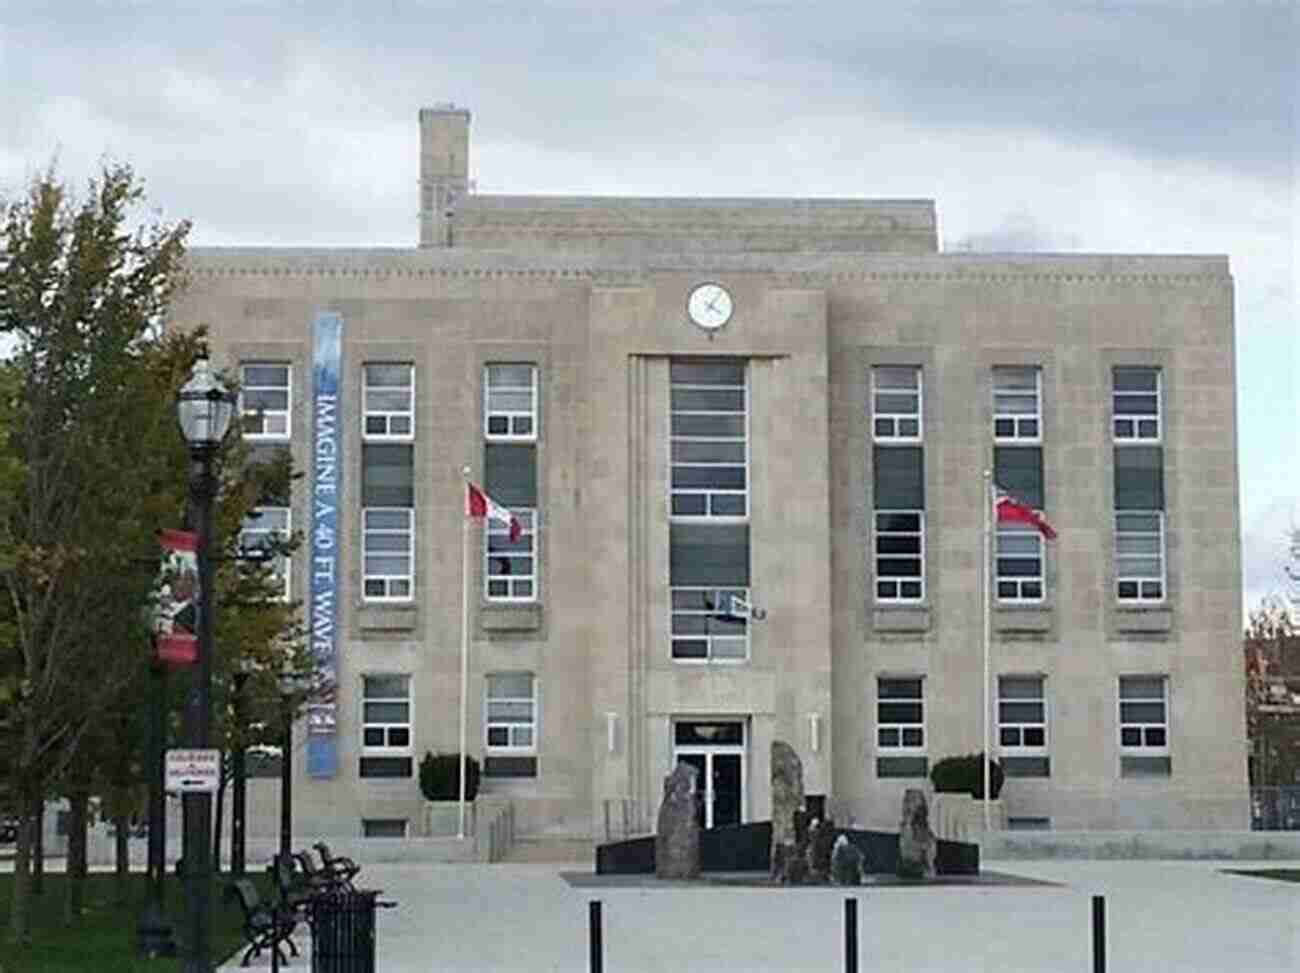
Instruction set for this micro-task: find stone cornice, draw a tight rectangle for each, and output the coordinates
[184,249,1230,286]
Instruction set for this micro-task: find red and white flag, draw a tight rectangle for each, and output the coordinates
[994,485,1057,539]
[466,481,522,542]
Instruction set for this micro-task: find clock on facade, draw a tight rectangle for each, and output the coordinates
[687,282,733,331]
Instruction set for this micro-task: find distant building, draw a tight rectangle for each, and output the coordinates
[172,105,1247,842]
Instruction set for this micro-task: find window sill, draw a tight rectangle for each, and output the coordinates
[1114,606,1172,634]
[481,602,543,633]
[992,604,1052,634]
[872,605,931,633]
[358,603,418,634]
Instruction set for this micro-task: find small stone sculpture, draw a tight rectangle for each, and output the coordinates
[830,835,864,885]
[769,741,804,881]
[896,787,936,879]
[655,762,700,879]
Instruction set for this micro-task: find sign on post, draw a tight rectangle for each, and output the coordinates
[165,748,221,794]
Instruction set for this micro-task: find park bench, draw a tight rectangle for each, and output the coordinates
[313,841,362,886]
[224,878,299,968]
[294,848,354,894]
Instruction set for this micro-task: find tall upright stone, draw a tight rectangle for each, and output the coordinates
[896,788,936,879]
[655,762,700,879]
[769,740,805,881]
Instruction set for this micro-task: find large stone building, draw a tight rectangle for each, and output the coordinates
[171,105,1248,842]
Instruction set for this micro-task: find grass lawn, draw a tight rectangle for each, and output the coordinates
[1223,868,1300,883]
[0,870,260,972]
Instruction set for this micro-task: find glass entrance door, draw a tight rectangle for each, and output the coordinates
[674,720,746,830]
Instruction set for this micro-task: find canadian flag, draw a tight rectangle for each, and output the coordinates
[994,485,1057,539]
[466,481,522,542]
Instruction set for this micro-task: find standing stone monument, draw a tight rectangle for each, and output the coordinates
[896,788,936,879]
[769,741,805,882]
[655,761,700,879]
[830,834,864,885]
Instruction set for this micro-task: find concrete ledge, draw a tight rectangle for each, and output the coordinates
[481,603,544,632]
[872,606,931,632]
[1113,607,1173,634]
[358,603,418,633]
[993,606,1052,634]
[981,830,1300,861]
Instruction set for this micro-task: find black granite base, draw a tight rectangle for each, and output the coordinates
[595,822,980,877]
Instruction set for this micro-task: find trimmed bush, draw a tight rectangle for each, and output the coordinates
[418,751,481,801]
[929,752,1004,800]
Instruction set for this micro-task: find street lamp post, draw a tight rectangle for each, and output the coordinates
[277,673,297,864]
[176,358,235,973]
[230,667,251,877]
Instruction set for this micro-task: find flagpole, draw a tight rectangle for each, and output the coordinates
[458,465,471,841]
[982,468,992,832]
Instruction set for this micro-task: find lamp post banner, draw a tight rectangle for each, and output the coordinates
[308,310,342,777]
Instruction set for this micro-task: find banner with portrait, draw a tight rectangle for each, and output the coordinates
[153,528,199,666]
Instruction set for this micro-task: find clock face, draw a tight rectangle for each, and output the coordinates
[687,283,733,330]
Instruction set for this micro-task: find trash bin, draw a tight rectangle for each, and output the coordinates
[310,889,396,973]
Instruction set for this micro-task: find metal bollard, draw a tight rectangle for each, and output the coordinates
[845,897,858,972]
[589,900,603,973]
[1092,895,1106,973]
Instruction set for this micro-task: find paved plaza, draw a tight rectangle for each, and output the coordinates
[219,858,1300,972]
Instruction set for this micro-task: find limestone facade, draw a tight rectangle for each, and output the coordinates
[169,106,1247,840]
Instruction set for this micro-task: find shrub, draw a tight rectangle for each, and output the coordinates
[418,751,481,801]
[929,752,1004,800]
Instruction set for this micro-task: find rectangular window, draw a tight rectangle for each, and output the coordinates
[996,525,1044,602]
[1113,366,1161,442]
[362,674,411,753]
[363,363,414,440]
[670,587,750,661]
[670,360,748,518]
[1119,675,1170,776]
[485,364,537,440]
[871,366,922,442]
[362,508,414,601]
[874,511,924,602]
[876,677,925,777]
[361,819,407,838]
[999,676,1047,751]
[239,506,291,602]
[993,366,1041,442]
[1115,512,1165,602]
[485,673,536,752]
[486,508,536,601]
[240,363,290,439]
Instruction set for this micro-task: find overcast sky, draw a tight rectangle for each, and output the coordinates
[3,1,1296,613]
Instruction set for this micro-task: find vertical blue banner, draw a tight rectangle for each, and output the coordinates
[307,311,342,778]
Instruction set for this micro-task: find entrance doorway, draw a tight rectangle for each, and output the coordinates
[673,720,746,829]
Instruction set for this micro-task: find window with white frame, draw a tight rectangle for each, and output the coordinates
[1115,511,1164,602]
[993,366,1041,442]
[996,524,1044,602]
[871,366,922,441]
[1112,366,1161,442]
[361,674,411,753]
[362,508,414,600]
[363,363,414,440]
[670,587,749,661]
[1119,675,1168,753]
[485,673,536,752]
[877,677,925,752]
[669,360,748,518]
[239,506,290,601]
[999,676,1047,751]
[874,511,924,601]
[485,508,536,601]
[241,363,291,439]
[485,364,537,440]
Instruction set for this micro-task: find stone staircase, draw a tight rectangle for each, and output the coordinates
[500,837,593,863]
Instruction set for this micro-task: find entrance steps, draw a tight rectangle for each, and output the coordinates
[501,837,593,863]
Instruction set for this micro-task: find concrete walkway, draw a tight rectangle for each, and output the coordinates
[216,858,1300,972]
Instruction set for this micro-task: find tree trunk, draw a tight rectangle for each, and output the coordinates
[31,796,44,895]
[113,813,131,905]
[7,798,35,945]
[63,791,89,925]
